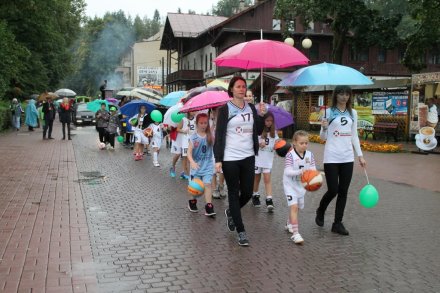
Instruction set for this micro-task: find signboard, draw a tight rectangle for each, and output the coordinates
[137,66,163,87]
[353,92,374,128]
[371,91,409,115]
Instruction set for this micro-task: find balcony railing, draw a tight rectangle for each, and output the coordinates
[166,70,204,84]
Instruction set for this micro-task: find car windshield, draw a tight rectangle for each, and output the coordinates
[77,104,88,111]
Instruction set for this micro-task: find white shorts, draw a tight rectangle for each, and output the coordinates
[151,138,162,149]
[134,129,149,145]
[286,194,304,209]
[171,140,187,157]
[255,166,271,174]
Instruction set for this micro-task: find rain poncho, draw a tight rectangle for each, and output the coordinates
[25,100,39,127]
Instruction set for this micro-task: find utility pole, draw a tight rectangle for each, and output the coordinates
[161,57,165,94]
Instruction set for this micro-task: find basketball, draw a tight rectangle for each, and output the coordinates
[143,127,153,137]
[301,170,323,191]
[274,139,291,157]
[187,178,205,196]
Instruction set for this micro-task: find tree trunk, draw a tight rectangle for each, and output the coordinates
[331,29,347,64]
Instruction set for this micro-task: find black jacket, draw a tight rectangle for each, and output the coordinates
[59,104,72,123]
[42,101,56,120]
[214,102,264,163]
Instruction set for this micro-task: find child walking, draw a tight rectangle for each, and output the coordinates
[105,105,120,150]
[148,120,163,167]
[187,113,216,217]
[129,105,149,161]
[283,130,316,244]
[252,112,279,212]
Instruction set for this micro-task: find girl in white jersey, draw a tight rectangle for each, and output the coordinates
[252,111,279,212]
[148,120,163,167]
[283,130,316,244]
[316,86,366,236]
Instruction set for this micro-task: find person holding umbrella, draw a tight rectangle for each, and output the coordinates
[42,97,56,139]
[214,76,265,246]
[59,98,72,140]
[316,85,366,235]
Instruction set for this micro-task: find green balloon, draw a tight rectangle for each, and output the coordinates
[171,111,184,123]
[359,184,379,208]
[150,110,163,122]
[117,135,124,143]
[130,118,138,126]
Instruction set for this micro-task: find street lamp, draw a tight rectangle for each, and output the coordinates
[284,37,294,47]
[302,37,312,49]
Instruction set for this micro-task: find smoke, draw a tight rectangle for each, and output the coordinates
[90,21,135,90]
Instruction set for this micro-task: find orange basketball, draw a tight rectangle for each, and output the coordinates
[274,139,291,157]
[187,178,205,197]
[143,127,153,137]
[301,170,323,192]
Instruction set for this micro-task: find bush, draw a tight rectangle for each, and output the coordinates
[0,100,12,131]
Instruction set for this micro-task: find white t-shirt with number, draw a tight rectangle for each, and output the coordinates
[321,108,363,164]
[224,102,254,161]
[179,117,189,149]
[187,116,196,136]
[255,133,279,169]
[149,123,163,148]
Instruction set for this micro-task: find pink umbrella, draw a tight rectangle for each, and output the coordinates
[214,39,309,69]
[214,39,309,102]
[179,91,231,113]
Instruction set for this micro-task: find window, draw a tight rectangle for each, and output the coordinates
[309,43,319,60]
[350,47,369,62]
[377,48,386,63]
[205,54,208,71]
[194,58,196,70]
[398,48,405,63]
[272,19,281,31]
[209,53,213,70]
[200,55,203,70]
[429,48,440,65]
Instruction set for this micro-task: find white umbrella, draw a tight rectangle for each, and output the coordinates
[163,102,183,127]
[130,88,162,105]
[55,88,76,97]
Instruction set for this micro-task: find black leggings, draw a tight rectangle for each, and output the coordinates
[318,162,354,223]
[105,132,115,147]
[222,156,255,233]
[97,127,106,143]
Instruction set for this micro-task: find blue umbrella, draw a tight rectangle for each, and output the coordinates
[160,91,186,107]
[268,105,294,130]
[119,100,156,118]
[87,99,109,113]
[277,62,373,87]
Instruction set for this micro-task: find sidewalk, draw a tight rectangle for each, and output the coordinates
[0,124,97,293]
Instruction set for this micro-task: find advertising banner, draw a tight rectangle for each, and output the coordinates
[371,91,409,115]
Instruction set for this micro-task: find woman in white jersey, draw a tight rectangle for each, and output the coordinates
[214,76,265,246]
[316,85,366,235]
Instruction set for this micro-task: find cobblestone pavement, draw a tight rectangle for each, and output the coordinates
[71,126,440,293]
[1,124,440,293]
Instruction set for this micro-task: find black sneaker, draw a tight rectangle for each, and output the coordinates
[237,232,249,246]
[205,203,216,217]
[331,222,349,236]
[252,194,261,207]
[188,199,198,213]
[315,209,324,227]
[225,209,235,232]
[266,198,274,212]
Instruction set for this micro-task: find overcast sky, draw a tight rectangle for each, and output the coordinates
[85,0,219,19]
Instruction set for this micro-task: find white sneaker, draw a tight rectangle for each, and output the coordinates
[212,189,221,199]
[153,162,160,167]
[285,223,293,234]
[219,185,227,198]
[291,233,304,245]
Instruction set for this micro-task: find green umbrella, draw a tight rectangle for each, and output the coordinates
[87,99,109,113]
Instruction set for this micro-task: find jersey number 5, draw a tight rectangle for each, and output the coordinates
[341,117,348,126]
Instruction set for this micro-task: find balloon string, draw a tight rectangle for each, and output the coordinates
[364,168,370,185]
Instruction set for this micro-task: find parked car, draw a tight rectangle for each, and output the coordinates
[73,103,96,126]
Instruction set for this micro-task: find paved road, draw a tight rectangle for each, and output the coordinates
[1,124,440,292]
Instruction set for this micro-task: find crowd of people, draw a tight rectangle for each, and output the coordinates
[9,80,366,247]
[92,78,366,247]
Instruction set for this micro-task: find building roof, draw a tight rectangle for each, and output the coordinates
[167,13,227,38]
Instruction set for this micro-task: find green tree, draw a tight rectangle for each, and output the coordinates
[213,0,252,17]
[134,15,148,41]
[0,0,85,95]
[0,21,30,97]
[275,0,400,64]
[402,0,440,72]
